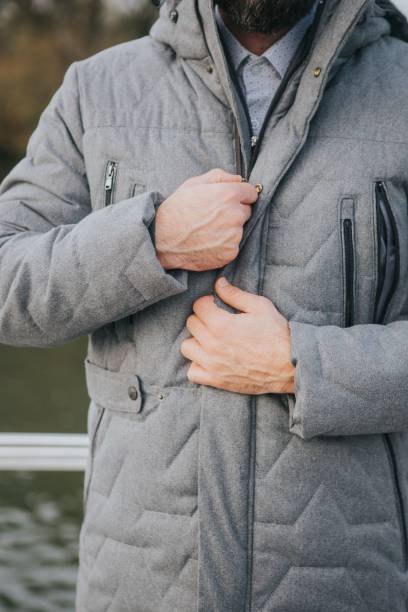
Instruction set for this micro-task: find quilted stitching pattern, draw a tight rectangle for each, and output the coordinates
[0,0,406,608]
[76,23,408,612]
[78,390,200,611]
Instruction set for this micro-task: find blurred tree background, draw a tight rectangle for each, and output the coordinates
[0,0,156,177]
[0,0,157,435]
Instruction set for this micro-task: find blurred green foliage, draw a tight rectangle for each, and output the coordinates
[0,0,157,177]
[0,0,157,433]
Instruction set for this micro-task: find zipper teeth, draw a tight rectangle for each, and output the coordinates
[235,7,326,607]
[343,218,354,328]
[374,186,383,323]
[247,0,326,177]
[384,435,408,569]
[375,181,400,325]
[234,121,243,178]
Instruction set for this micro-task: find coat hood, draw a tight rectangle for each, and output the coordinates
[149,0,407,177]
[149,0,407,75]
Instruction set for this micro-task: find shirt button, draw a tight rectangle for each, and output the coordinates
[128,386,139,401]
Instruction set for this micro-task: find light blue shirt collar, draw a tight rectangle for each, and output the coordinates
[215,2,319,79]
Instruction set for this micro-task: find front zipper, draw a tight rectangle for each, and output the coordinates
[373,181,406,568]
[342,217,355,328]
[230,10,325,608]
[234,121,243,177]
[231,0,326,183]
[104,160,118,207]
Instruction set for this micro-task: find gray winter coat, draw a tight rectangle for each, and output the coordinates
[1,0,408,609]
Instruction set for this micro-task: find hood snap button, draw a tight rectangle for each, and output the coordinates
[128,386,139,401]
[169,8,178,22]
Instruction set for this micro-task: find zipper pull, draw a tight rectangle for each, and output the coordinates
[105,161,116,191]
[251,135,258,148]
[104,161,118,207]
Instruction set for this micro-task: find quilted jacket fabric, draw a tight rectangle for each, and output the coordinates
[1,0,408,610]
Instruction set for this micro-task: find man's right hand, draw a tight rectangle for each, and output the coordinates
[155,169,259,272]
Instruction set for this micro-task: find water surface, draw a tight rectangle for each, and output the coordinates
[0,339,88,610]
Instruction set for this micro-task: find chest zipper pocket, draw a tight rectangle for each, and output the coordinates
[104,160,118,207]
[340,198,355,328]
[373,180,399,325]
[373,180,406,568]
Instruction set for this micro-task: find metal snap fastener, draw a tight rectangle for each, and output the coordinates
[169,8,178,22]
[128,386,139,401]
[206,63,214,74]
[255,183,263,194]
[313,67,322,78]
[158,393,165,401]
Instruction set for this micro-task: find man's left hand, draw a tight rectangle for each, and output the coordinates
[181,277,295,395]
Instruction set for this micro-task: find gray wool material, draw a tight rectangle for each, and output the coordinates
[1,0,408,610]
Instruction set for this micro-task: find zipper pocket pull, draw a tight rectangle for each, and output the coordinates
[104,161,117,206]
[105,161,116,191]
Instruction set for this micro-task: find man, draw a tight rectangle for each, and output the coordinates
[0,0,407,609]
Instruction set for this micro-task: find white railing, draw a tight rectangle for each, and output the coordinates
[0,434,88,471]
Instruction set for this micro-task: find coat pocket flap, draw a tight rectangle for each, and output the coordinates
[84,358,143,414]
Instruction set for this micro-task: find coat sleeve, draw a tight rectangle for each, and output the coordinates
[286,319,408,439]
[0,62,188,348]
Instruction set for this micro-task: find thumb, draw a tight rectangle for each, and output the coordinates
[215,277,260,313]
[184,168,243,188]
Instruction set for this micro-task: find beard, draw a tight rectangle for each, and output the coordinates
[214,0,317,34]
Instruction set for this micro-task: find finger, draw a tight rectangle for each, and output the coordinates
[180,337,209,368]
[183,168,243,188]
[238,203,252,223]
[187,362,214,386]
[186,314,216,347]
[188,363,229,391]
[193,294,225,326]
[224,182,259,205]
[215,277,263,313]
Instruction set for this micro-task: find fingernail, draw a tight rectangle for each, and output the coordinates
[217,277,229,288]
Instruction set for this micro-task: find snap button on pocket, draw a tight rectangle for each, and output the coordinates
[84,359,144,415]
[128,386,139,401]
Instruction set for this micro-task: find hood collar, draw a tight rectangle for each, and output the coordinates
[149,0,386,61]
